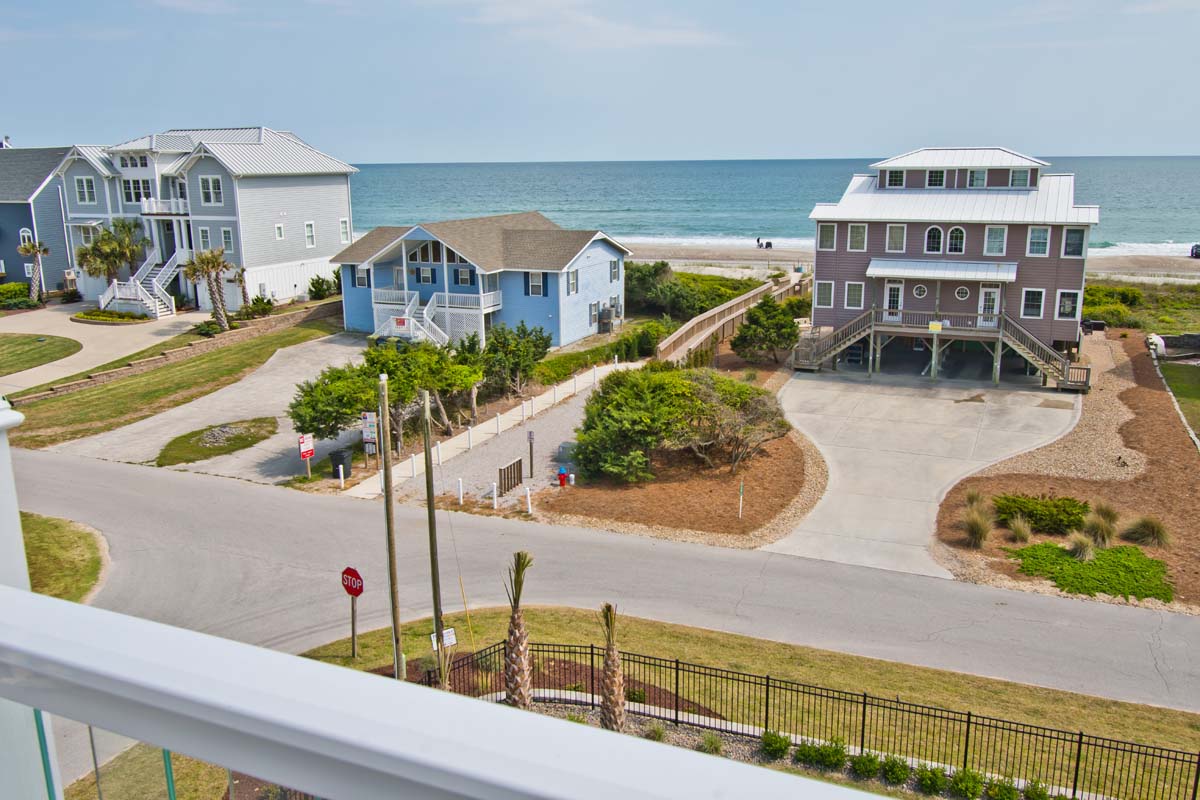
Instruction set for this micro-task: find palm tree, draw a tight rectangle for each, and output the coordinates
[109,218,151,279]
[235,267,250,307]
[503,551,534,709]
[599,602,625,732]
[184,248,232,331]
[17,239,49,303]
[76,231,124,286]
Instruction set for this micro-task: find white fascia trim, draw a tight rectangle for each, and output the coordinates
[560,231,632,272]
[27,171,60,203]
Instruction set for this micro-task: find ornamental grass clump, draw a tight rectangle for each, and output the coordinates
[1066,532,1095,562]
[1092,501,1120,527]
[1081,512,1115,548]
[1121,516,1170,548]
[964,488,984,508]
[1006,514,1032,543]
[963,505,993,548]
[696,732,723,755]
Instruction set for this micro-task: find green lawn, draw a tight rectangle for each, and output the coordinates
[157,417,278,466]
[1010,542,1175,602]
[21,511,101,602]
[64,744,227,800]
[11,319,340,449]
[1160,361,1200,433]
[0,333,81,377]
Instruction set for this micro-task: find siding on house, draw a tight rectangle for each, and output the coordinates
[0,203,35,285]
[558,239,624,345]
[62,161,113,218]
[341,264,374,332]
[30,181,71,290]
[493,270,561,345]
[235,174,352,269]
[186,157,237,219]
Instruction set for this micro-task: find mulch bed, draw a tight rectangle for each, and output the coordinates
[937,332,1200,604]
[538,435,806,536]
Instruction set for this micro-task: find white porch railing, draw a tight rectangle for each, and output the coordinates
[442,291,502,310]
[130,247,160,284]
[372,288,418,306]
[140,197,189,215]
[98,281,117,309]
[872,308,1002,331]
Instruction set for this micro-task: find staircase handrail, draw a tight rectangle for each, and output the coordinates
[155,249,190,289]
[420,294,450,345]
[98,281,117,310]
[794,309,873,365]
[150,280,175,317]
[1000,314,1068,377]
[131,247,161,284]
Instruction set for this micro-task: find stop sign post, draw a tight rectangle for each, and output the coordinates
[342,567,364,658]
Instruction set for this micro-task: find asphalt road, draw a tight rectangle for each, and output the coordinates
[15,448,1200,717]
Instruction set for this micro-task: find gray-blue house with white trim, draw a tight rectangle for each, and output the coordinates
[333,212,629,348]
[0,146,72,293]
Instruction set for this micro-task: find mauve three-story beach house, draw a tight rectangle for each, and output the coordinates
[799,147,1098,390]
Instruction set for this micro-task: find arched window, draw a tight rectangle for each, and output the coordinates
[924,226,943,254]
[18,228,34,247]
[947,227,966,254]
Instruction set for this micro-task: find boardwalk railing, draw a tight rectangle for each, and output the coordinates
[497,458,523,495]
[430,642,1200,800]
[656,275,810,364]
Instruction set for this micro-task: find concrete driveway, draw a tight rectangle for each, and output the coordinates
[52,333,365,480]
[0,303,206,394]
[766,373,1080,577]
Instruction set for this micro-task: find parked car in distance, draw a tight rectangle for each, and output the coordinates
[1190,243,1200,258]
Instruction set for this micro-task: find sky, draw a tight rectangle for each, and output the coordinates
[1,0,1198,163]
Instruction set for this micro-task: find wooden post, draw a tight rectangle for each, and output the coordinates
[379,374,404,681]
[421,390,447,686]
[992,339,1002,385]
[931,333,939,380]
[304,456,311,480]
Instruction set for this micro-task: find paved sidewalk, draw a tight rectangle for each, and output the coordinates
[346,361,637,500]
[0,303,206,394]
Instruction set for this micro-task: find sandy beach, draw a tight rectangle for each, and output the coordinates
[627,242,1200,282]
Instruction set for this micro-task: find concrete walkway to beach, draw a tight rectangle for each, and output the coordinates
[0,303,206,394]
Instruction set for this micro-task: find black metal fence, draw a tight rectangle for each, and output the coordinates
[426,642,1200,800]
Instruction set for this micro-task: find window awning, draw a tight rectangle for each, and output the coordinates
[865,259,1018,283]
[66,219,103,227]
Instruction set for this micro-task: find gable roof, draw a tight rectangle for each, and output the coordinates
[332,211,630,271]
[161,128,356,178]
[0,146,72,202]
[810,173,1099,226]
[870,147,1050,170]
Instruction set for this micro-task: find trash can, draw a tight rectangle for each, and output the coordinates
[329,448,353,480]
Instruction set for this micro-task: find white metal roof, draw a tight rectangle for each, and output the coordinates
[162,128,356,177]
[810,174,1099,225]
[60,145,117,177]
[866,258,1019,283]
[870,147,1049,170]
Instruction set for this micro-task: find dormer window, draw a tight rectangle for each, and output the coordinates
[1009,169,1031,188]
[886,170,905,188]
[967,169,987,188]
[926,170,945,188]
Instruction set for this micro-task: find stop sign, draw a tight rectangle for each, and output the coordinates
[341,567,364,597]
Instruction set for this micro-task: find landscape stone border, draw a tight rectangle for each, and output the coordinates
[11,302,341,406]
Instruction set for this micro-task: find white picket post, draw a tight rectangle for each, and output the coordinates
[457,478,463,505]
[553,385,558,403]
[436,441,442,466]
[492,482,498,509]
[410,453,417,478]
[525,486,532,514]
[592,365,598,385]
[467,425,473,449]
[495,413,501,434]
[521,402,526,424]
[337,464,345,490]
[573,374,578,393]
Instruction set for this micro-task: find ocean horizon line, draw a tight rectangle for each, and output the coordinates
[349,153,1200,168]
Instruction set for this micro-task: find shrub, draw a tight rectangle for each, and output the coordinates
[781,295,812,319]
[1006,514,1032,543]
[696,732,723,755]
[59,288,83,304]
[194,320,223,338]
[1092,501,1119,526]
[1084,302,1141,328]
[1066,532,1095,562]
[881,755,911,785]
[992,493,1088,535]
[0,282,31,301]
[643,723,666,742]
[1084,284,1143,308]
[331,268,342,294]
[74,309,148,321]
[1,297,40,310]
[308,273,335,300]
[915,765,951,795]
[963,505,992,548]
[1121,516,1170,547]
[1022,780,1050,800]
[760,730,791,760]
[1081,512,1115,548]
[810,739,848,770]
[949,768,986,799]
[985,778,1020,800]
[624,687,646,703]
[240,295,275,319]
[565,712,587,724]
[849,751,881,779]
[742,369,758,383]
[730,296,799,363]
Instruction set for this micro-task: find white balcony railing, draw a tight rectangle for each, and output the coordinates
[372,288,418,306]
[140,197,190,215]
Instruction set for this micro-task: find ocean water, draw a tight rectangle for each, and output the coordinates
[349,157,1200,256]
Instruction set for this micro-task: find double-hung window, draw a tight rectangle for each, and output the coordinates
[75,176,96,204]
[198,227,211,251]
[967,169,987,188]
[122,179,151,203]
[589,301,600,325]
[419,267,434,284]
[221,228,235,253]
[138,155,148,168]
[847,224,867,252]
[527,271,544,297]
[455,267,471,286]
[1062,227,1086,258]
[947,227,966,254]
[1021,288,1045,319]
[844,282,864,310]
[814,280,834,309]
[609,260,619,281]
[886,224,906,253]
[199,176,223,205]
[567,270,579,295]
[886,170,905,188]
[339,218,351,244]
[1056,290,1081,320]
[355,266,369,288]
[304,221,316,248]
[817,223,836,251]
[984,226,1007,256]
[926,169,945,188]
[1026,226,1050,257]
[1009,169,1031,188]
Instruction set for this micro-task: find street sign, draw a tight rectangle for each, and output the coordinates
[362,411,378,444]
[430,627,457,650]
[527,430,535,443]
[341,567,364,597]
[298,433,315,460]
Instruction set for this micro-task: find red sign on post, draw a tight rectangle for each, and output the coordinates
[298,433,315,460]
[341,567,364,597]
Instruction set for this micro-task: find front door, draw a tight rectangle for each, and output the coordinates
[884,280,904,323]
[159,221,177,259]
[978,284,1000,328]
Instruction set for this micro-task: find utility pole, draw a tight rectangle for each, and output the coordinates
[421,390,446,683]
[379,374,405,681]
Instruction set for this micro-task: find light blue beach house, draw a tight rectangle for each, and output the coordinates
[53,127,356,317]
[333,211,630,347]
